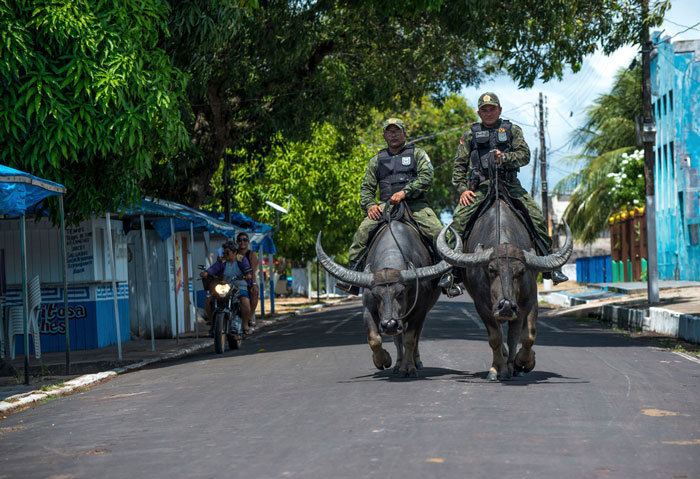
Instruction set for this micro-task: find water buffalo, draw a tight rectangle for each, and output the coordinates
[316,222,459,377]
[436,199,572,381]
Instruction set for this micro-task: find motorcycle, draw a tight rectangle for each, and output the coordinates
[200,267,245,353]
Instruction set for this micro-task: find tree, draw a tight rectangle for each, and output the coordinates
[554,65,643,244]
[228,123,367,261]
[147,1,483,207]
[0,0,188,221]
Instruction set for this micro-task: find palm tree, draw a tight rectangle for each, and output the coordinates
[554,63,642,244]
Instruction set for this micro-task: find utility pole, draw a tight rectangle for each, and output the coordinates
[538,92,549,231]
[641,0,660,302]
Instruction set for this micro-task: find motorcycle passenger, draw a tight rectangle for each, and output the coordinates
[200,242,254,335]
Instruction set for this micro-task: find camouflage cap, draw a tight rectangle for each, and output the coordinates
[478,92,500,108]
[382,117,406,131]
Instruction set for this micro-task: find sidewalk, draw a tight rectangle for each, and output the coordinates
[0,294,358,417]
[538,281,700,344]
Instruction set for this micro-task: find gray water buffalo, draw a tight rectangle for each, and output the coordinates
[316,222,459,377]
[437,199,572,381]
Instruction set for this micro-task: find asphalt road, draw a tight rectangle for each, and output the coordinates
[2,295,699,479]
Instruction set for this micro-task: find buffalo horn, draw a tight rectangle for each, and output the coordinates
[436,223,493,267]
[399,233,463,283]
[316,232,374,288]
[523,220,574,271]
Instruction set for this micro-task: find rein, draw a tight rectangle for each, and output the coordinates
[383,200,420,321]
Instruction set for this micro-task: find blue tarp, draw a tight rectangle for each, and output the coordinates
[123,198,276,254]
[0,165,66,216]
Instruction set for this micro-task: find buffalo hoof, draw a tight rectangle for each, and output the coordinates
[393,363,400,374]
[415,359,424,370]
[487,370,498,381]
[515,371,525,377]
[373,350,392,370]
[515,351,536,374]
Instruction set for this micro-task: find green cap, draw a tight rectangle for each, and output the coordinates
[478,92,500,108]
[382,117,406,131]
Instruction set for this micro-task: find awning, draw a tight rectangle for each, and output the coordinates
[0,165,66,216]
[122,198,276,254]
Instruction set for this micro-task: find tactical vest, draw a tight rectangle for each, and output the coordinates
[377,145,423,201]
[469,120,519,180]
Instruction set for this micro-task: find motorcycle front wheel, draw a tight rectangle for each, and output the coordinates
[214,312,226,354]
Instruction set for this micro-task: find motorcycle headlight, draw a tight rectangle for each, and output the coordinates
[214,283,231,296]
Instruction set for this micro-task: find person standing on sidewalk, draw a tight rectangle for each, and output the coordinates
[235,232,259,326]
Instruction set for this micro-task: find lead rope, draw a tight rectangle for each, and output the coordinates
[385,200,420,321]
[491,153,508,298]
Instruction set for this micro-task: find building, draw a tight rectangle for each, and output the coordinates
[650,34,700,281]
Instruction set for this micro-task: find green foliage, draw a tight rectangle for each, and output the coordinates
[0,0,188,222]
[226,123,367,261]
[554,65,642,244]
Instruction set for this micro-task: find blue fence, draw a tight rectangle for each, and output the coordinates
[576,255,612,283]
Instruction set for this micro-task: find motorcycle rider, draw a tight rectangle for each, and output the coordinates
[200,242,254,335]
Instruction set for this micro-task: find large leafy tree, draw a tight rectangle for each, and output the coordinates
[228,123,367,261]
[554,65,642,243]
[147,0,483,206]
[0,0,188,221]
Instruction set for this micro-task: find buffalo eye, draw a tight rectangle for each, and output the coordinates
[488,266,498,276]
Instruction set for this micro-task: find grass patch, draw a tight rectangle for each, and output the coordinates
[3,397,19,403]
[38,381,66,393]
[39,396,58,405]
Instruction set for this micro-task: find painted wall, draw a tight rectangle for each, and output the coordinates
[0,217,130,352]
[651,35,700,281]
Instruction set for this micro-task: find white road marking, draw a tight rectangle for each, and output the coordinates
[461,307,485,330]
[538,320,563,332]
[325,311,362,334]
[672,351,700,365]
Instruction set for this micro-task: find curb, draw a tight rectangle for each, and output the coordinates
[0,296,357,418]
[540,290,700,344]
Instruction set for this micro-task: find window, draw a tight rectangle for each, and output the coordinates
[657,99,661,117]
[669,90,674,112]
[669,141,674,165]
[663,94,667,115]
[690,224,699,246]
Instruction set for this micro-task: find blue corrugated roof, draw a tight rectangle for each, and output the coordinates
[0,164,65,216]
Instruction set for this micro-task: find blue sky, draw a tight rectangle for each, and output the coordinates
[459,0,700,200]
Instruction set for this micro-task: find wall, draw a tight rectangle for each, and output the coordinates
[651,36,700,281]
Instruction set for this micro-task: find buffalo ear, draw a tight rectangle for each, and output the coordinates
[475,243,484,253]
[364,263,372,272]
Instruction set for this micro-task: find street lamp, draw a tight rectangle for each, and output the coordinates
[264,194,291,313]
[265,193,292,233]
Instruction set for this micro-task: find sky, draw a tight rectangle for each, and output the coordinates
[459,0,700,203]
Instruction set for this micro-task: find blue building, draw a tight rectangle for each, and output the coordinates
[650,34,700,280]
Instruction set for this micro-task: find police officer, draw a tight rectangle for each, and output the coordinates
[337,118,451,294]
[445,92,568,285]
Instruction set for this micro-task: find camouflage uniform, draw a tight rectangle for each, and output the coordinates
[451,119,552,252]
[348,145,443,263]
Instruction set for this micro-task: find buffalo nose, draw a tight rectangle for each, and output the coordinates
[495,299,518,316]
[380,319,402,334]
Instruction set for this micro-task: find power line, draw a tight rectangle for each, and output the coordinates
[668,20,700,40]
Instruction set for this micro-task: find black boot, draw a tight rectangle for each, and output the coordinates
[551,270,568,284]
[439,269,464,297]
[336,261,360,295]
[542,270,569,285]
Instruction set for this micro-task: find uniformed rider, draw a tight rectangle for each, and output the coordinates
[441,92,568,286]
[337,118,456,295]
